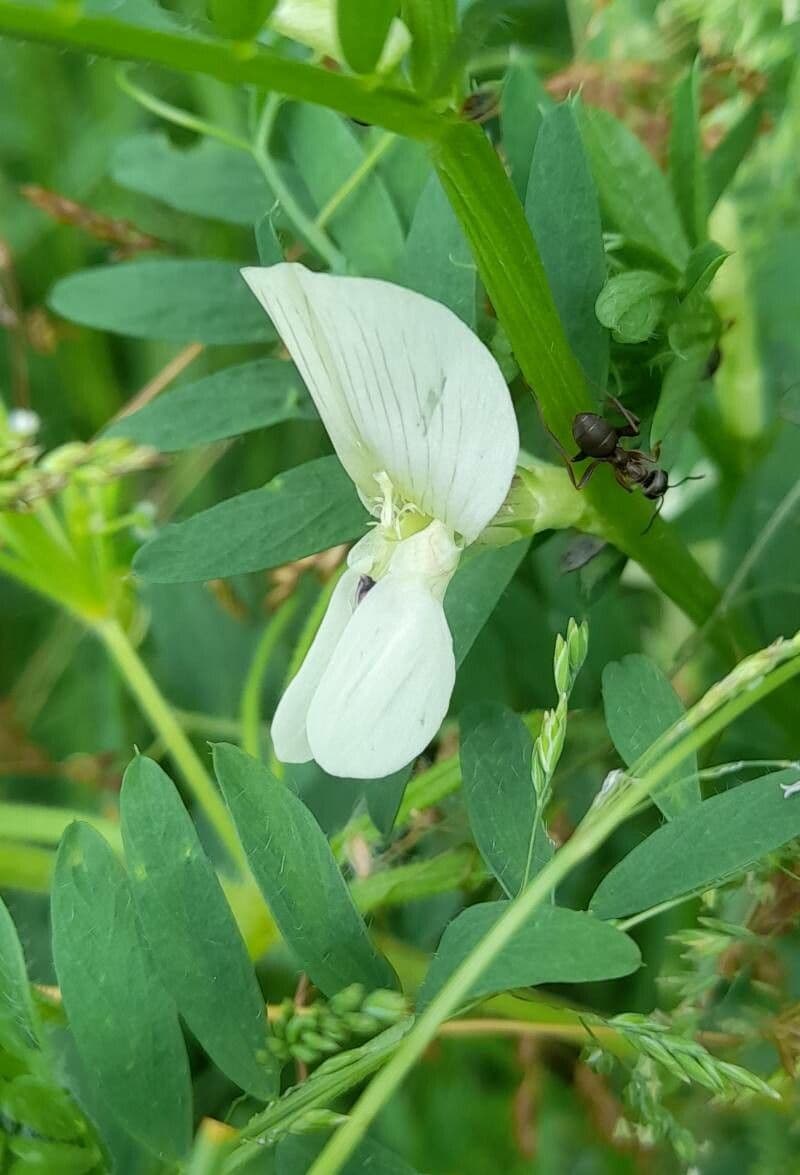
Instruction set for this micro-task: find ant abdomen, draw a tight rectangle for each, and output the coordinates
[572,413,618,458]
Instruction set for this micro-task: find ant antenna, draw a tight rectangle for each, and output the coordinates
[668,473,706,490]
[642,497,664,535]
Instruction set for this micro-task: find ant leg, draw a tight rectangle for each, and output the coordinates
[576,460,603,489]
[642,496,665,535]
[542,422,584,488]
[571,450,588,463]
[606,394,641,439]
[612,467,634,492]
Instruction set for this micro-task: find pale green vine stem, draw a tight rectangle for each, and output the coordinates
[116,68,252,151]
[251,93,345,272]
[240,595,299,758]
[311,630,800,1173]
[94,618,244,869]
[314,132,396,230]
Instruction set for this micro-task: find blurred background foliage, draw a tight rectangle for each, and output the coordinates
[1,0,800,1171]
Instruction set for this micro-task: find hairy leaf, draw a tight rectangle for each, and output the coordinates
[111,133,271,225]
[134,456,368,583]
[49,260,274,344]
[602,653,700,818]
[591,767,800,918]
[214,744,397,996]
[401,173,476,327]
[106,359,316,450]
[578,103,689,270]
[460,703,551,897]
[526,102,608,390]
[419,901,641,1007]
[120,756,278,1100]
[51,823,192,1160]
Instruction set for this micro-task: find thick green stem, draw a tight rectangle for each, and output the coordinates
[432,121,725,640]
[94,618,243,869]
[0,1,444,138]
[311,631,800,1172]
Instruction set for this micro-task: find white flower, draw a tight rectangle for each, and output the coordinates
[242,263,519,778]
[270,0,410,71]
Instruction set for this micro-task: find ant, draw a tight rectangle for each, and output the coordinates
[549,396,702,534]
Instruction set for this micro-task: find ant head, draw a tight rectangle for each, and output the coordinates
[643,468,668,500]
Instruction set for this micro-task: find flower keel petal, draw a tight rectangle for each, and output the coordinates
[271,568,360,764]
[306,577,455,778]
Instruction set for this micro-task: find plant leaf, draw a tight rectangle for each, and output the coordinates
[111,132,271,226]
[525,102,609,390]
[650,347,707,469]
[0,896,39,1058]
[134,456,368,583]
[602,654,700,819]
[401,173,476,327]
[365,765,413,837]
[501,59,551,200]
[706,100,762,212]
[277,1131,419,1173]
[669,59,708,247]
[51,823,192,1161]
[577,103,689,270]
[445,539,531,667]
[120,756,279,1101]
[590,767,800,918]
[370,132,431,229]
[336,0,398,74]
[283,105,404,278]
[460,703,551,897]
[49,259,275,344]
[595,270,673,344]
[105,358,316,451]
[418,901,641,1008]
[213,744,397,996]
[208,0,276,39]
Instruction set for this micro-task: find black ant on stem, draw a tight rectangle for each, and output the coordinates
[549,396,703,534]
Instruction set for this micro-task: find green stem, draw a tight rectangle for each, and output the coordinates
[315,132,396,230]
[252,94,345,271]
[94,618,243,869]
[0,802,122,854]
[116,67,252,150]
[0,2,445,139]
[432,121,726,641]
[310,630,800,1173]
[224,1023,411,1171]
[240,596,299,758]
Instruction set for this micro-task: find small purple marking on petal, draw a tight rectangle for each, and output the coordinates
[355,574,376,605]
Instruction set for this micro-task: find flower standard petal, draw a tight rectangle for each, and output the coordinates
[241,263,519,541]
[271,568,361,763]
[305,576,455,779]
